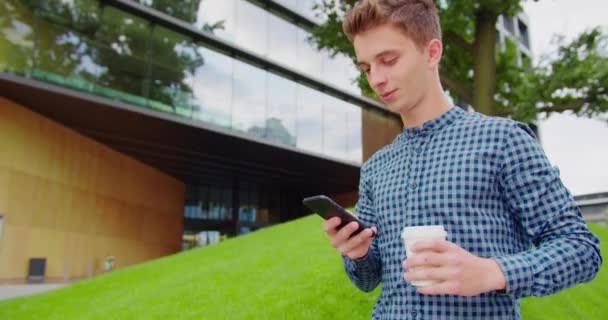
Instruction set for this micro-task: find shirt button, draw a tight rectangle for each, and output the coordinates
[415,147,423,153]
[409,183,418,189]
[411,310,418,317]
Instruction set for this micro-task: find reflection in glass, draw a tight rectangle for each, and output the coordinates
[194,0,236,42]
[148,26,200,115]
[239,188,258,223]
[345,103,363,163]
[184,184,232,221]
[235,0,268,56]
[232,60,267,138]
[323,95,349,160]
[29,0,102,89]
[296,27,323,79]
[297,0,323,23]
[323,53,359,94]
[272,0,297,10]
[190,45,233,128]
[1,1,40,73]
[266,73,296,146]
[138,0,201,24]
[268,14,297,68]
[96,6,150,99]
[296,84,323,154]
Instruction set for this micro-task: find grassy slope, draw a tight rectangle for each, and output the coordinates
[521,224,607,319]
[0,215,379,320]
[0,217,604,319]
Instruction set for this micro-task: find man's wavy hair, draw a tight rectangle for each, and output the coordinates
[343,0,442,49]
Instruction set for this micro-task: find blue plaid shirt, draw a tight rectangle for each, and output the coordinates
[343,107,602,319]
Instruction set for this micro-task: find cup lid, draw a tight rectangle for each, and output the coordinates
[401,225,447,239]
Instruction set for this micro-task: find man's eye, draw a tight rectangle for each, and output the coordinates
[383,58,398,65]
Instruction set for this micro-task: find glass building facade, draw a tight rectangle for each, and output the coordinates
[1,0,401,241]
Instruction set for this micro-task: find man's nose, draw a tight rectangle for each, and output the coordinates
[368,68,387,89]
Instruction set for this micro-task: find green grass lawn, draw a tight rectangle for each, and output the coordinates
[0,216,605,319]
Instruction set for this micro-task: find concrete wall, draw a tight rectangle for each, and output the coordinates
[0,97,185,282]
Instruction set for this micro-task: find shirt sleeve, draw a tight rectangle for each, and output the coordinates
[493,122,602,299]
[342,164,382,292]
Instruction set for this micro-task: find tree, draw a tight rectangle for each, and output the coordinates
[309,0,608,122]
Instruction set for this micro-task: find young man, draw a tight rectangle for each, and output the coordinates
[322,0,602,319]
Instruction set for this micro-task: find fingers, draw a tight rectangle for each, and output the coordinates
[416,281,461,296]
[323,217,342,236]
[403,266,454,283]
[403,251,449,269]
[323,218,377,259]
[338,227,375,254]
[411,238,456,253]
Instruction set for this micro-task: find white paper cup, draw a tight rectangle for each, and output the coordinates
[401,225,448,287]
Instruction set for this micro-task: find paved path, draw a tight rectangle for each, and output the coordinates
[0,283,68,300]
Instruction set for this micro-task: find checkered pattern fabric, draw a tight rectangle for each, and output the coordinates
[343,107,602,319]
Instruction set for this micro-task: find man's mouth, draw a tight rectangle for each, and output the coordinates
[381,89,398,101]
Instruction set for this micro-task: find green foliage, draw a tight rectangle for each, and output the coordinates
[0,217,605,319]
[309,0,607,121]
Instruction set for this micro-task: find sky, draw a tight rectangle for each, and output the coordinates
[522,0,608,196]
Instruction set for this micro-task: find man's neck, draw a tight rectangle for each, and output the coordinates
[400,87,452,129]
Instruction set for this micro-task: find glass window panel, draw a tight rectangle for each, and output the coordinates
[222,187,233,220]
[38,0,100,34]
[346,103,363,163]
[342,55,361,95]
[323,52,355,92]
[297,0,322,23]
[268,189,281,223]
[193,0,236,42]
[235,0,268,56]
[296,84,323,154]
[268,14,297,67]
[190,45,233,129]
[503,16,515,34]
[323,95,349,160]
[209,186,221,219]
[238,188,258,222]
[273,0,296,9]
[138,0,199,24]
[266,73,296,146]
[96,6,150,100]
[296,27,323,79]
[0,0,35,73]
[28,0,102,89]
[232,60,267,138]
[148,26,199,114]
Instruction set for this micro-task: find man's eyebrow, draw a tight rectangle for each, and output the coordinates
[357,49,400,65]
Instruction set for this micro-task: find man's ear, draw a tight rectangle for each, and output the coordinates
[427,39,443,68]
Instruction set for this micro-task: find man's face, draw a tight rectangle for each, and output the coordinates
[354,24,432,114]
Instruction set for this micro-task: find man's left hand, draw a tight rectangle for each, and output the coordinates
[403,239,506,296]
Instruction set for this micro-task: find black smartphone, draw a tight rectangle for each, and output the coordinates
[303,195,375,237]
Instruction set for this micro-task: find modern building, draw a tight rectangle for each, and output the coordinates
[497,12,532,67]
[574,192,608,224]
[0,0,402,282]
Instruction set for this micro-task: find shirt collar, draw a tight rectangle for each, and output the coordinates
[402,106,465,138]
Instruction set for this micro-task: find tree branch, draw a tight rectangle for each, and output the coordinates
[445,31,474,53]
[539,98,590,114]
[440,69,473,104]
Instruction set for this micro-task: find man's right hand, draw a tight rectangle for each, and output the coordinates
[323,217,377,260]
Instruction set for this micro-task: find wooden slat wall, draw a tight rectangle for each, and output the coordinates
[0,97,185,282]
[362,109,402,162]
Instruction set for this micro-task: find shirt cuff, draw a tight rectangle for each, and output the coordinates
[343,250,375,272]
[493,254,534,298]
